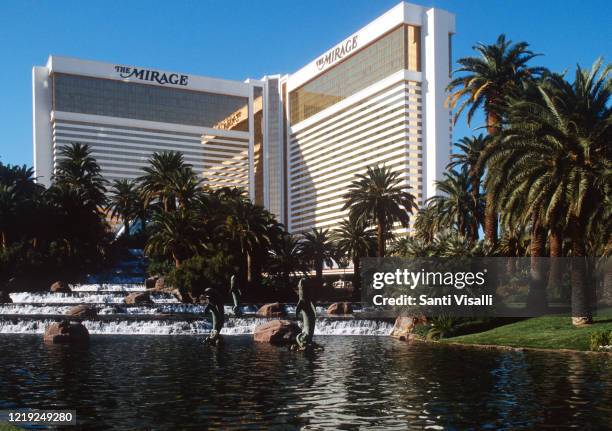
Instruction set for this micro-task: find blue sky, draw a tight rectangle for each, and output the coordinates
[0,0,610,166]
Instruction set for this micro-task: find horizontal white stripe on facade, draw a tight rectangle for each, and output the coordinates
[290,82,421,146]
[289,101,421,164]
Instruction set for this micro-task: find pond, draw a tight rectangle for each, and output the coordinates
[0,335,610,430]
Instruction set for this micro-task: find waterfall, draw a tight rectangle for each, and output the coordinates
[1,282,393,337]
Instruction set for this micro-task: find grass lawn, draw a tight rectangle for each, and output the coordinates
[441,309,612,351]
[0,423,23,431]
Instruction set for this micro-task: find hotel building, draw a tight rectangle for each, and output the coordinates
[33,2,455,234]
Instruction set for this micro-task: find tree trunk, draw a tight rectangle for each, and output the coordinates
[527,215,547,314]
[123,218,130,239]
[470,176,480,243]
[376,213,386,257]
[173,254,181,268]
[353,256,361,296]
[316,260,323,288]
[547,227,563,300]
[569,216,592,325]
[484,110,499,246]
[484,194,498,246]
[247,253,253,283]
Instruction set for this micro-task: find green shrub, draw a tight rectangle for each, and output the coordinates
[590,330,612,351]
[427,315,459,340]
[166,253,236,301]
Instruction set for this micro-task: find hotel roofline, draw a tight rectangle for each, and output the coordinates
[286,2,455,92]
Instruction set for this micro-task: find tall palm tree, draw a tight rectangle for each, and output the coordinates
[486,59,611,324]
[171,166,203,209]
[413,203,443,243]
[428,168,481,239]
[107,179,139,239]
[222,200,271,285]
[145,209,202,268]
[269,233,305,287]
[138,151,186,212]
[343,165,417,257]
[53,143,108,212]
[334,217,375,293]
[448,135,488,241]
[300,228,335,288]
[447,34,546,244]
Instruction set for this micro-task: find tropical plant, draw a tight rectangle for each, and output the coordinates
[448,135,488,241]
[334,217,375,293]
[138,151,186,212]
[448,34,546,244]
[484,59,611,324]
[343,165,417,256]
[145,209,202,268]
[427,168,482,239]
[221,199,271,285]
[107,179,139,238]
[299,228,335,287]
[269,232,306,287]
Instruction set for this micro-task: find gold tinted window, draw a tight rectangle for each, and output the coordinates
[289,25,421,124]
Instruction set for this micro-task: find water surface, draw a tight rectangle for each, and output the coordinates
[0,335,610,430]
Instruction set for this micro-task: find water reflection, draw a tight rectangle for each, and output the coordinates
[0,335,610,430]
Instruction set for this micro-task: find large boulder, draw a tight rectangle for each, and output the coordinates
[125,291,153,305]
[253,320,300,345]
[256,302,286,317]
[327,302,353,315]
[390,316,422,341]
[43,320,89,344]
[50,281,71,293]
[66,305,97,319]
[145,276,159,290]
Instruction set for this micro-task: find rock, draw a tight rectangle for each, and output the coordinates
[50,281,71,293]
[145,276,159,290]
[572,316,592,326]
[66,305,97,319]
[256,302,286,317]
[43,320,89,344]
[327,302,352,315]
[390,316,421,340]
[125,291,153,305]
[154,277,165,290]
[253,320,300,345]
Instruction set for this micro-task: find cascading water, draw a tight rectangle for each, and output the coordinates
[1,281,393,336]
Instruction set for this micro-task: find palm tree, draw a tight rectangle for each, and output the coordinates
[334,217,375,293]
[299,228,335,288]
[138,151,186,212]
[413,204,443,243]
[448,135,488,241]
[486,59,611,324]
[0,184,17,249]
[343,165,417,257]
[428,168,481,239]
[222,200,271,285]
[107,179,139,239]
[269,233,305,287]
[53,143,107,212]
[448,34,546,245]
[171,166,203,209]
[145,209,202,268]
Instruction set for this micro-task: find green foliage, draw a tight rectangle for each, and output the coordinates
[166,253,235,300]
[427,315,459,340]
[343,165,417,256]
[590,329,612,351]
